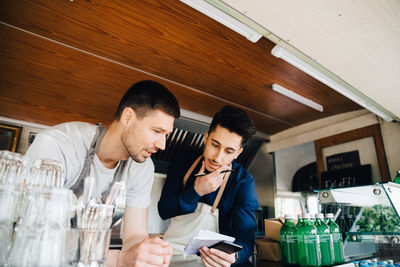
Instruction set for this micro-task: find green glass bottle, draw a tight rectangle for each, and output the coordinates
[326,213,345,264]
[315,213,335,266]
[297,213,321,267]
[280,214,298,266]
[296,214,305,265]
[310,213,316,224]
[297,214,304,228]
[394,170,400,184]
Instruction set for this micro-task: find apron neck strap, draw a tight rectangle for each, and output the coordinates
[211,171,230,213]
[183,155,231,213]
[71,123,126,201]
[183,155,202,186]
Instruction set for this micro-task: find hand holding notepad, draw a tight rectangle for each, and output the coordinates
[184,230,241,256]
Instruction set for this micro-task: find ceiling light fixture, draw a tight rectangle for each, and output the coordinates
[271,45,396,121]
[179,0,262,43]
[272,83,323,112]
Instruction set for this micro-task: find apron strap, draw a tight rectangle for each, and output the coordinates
[211,171,230,213]
[183,155,231,214]
[183,155,202,186]
[71,123,126,201]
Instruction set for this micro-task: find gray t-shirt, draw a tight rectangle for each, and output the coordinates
[25,122,154,208]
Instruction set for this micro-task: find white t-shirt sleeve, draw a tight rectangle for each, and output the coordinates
[25,133,70,183]
[24,125,89,189]
[124,159,155,208]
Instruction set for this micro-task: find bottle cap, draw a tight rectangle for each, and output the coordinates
[326,213,334,219]
[297,214,303,219]
[284,214,294,219]
[302,213,311,219]
[316,213,324,219]
[310,213,316,219]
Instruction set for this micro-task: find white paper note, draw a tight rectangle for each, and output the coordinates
[184,230,235,256]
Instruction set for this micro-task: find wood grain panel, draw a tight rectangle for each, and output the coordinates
[0,23,289,133]
[0,0,361,134]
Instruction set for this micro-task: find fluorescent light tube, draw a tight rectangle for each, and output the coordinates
[271,45,395,121]
[179,0,262,43]
[272,83,323,112]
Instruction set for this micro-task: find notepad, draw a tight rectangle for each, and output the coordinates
[184,230,235,256]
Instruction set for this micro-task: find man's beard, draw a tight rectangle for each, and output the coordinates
[128,149,145,163]
[121,134,144,163]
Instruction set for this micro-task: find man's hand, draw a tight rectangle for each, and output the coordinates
[194,161,229,196]
[118,237,172,267]
[199,246,236,267]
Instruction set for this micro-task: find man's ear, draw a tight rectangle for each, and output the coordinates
[120,107,136,126]
[203,132,208,144]
[235,147,244,159]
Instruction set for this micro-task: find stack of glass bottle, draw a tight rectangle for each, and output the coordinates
[280,213,345,267]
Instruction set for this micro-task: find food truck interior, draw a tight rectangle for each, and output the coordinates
[1,1,399,265]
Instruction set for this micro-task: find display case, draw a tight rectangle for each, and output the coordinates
[317,182,400,262]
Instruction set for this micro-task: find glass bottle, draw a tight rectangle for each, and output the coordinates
[325,213,345,264]
[296,214,305,265]
[309,213,316,225]
[297,214,304,228]
[394,170,400,184]
[297,213,321,267]
[280,214,298,266]
[315,213,334,266]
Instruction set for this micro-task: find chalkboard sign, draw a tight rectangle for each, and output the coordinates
[326,150,360,172]
[321,164,372,189]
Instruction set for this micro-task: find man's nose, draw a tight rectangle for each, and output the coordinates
[214,148,224,163]
[155,135,166,151]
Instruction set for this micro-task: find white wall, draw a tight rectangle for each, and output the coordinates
[380,120,400,179]
[248,143,274,207]
[275,142,316,192]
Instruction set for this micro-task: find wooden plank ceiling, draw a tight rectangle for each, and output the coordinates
[0,0,361,135]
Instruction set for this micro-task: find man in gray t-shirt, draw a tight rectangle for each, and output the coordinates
[25,80,180,266]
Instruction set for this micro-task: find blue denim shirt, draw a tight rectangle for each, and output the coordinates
[158,153,259,264]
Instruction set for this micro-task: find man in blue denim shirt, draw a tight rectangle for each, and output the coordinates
[158,106,259,266]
